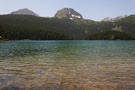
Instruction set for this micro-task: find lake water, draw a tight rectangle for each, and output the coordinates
[0,40,135,90]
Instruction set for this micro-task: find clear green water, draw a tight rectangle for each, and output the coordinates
[0,40,135,90]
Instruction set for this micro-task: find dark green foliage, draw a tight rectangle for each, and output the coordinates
[84,31,134,40]
[115,15,135,37]
[1,24,72,40]
[0,25,3,40]
[0,15,115,39]
[0,15,135,40]
[0,15,73,40]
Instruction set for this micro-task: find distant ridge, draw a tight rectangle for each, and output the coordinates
[102,15,128,22]
[9,8,131,21]
[54,8,83,20]
[10,8,39,16]
[0,14,135,40]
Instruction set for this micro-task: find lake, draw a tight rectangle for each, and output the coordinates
[0,40,135,90]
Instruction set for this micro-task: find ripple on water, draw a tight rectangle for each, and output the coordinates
[0,40,135,90]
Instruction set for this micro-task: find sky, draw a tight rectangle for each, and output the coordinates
[0,0,135,21]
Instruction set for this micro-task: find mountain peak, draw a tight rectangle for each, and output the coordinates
[21,8,29,10]
[10,8,39,16]
[54,8,83,20]
[102,15,128,22]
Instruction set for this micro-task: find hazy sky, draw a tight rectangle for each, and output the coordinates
[0,0,135,21]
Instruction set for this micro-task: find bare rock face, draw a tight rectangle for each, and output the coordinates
[10,8,39,16]
[102,17,114,22]
[102,15,128,22]
[54,8,83,20]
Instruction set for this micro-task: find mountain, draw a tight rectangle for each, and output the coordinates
[10,8,39,16]
[0,14,135,40]
[102,15,128,22]
[102,17,114,22]
[0,8,135,40]
[54,8,83,20]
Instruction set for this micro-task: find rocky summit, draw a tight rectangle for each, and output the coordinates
[10,8,39,16]
[54,8,83,20]
[102,15,128,22]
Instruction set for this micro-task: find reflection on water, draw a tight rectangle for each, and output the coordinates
[0,40,135,90]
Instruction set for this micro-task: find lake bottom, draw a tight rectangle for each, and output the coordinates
[0,40,135,90]
[0,56,135,90]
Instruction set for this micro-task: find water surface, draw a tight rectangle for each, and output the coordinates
[0,40,135,90]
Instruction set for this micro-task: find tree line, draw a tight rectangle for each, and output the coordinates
[0,15,135,40]
[0,24,72,40]
[84,30,134,40]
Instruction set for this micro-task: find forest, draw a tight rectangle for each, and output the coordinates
[0,24,72,40]
[0,15,135,40]
[84,30,134,40]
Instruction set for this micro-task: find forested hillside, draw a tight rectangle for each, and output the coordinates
[115,15,135,36]
[0,15,73,40]
[0,15,135,40]
[84,30,134,40]
[85,15,135,40]
[0,15,115,40]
